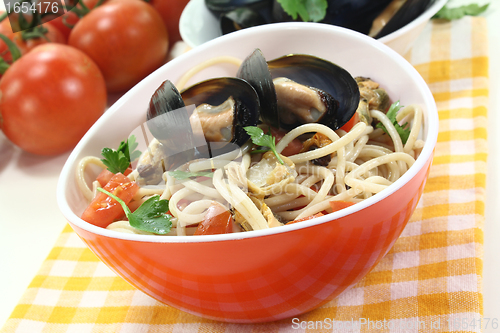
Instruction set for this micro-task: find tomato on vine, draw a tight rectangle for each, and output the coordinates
[0,44,107,155]
[146,0,190,46]
[69,0,169,93]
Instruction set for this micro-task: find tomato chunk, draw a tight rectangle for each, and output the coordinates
[269,127,303,156]
[81,173,138,228]
[339,112,360,132]
[287,212,325,225]
[329,200,355,213]
[96,167,132,187]
[194,203,234,235]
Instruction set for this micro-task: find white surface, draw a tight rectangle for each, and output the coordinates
[0,0,499,330]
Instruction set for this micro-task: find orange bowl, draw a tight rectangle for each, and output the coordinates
[57,23,438,323]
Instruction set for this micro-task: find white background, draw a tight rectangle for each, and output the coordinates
[0,0,498,330]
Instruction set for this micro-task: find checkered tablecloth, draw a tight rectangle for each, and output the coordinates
[1,16,488,333]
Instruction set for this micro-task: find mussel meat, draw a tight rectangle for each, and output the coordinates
[237,49,359,130]
[147,77,260,155]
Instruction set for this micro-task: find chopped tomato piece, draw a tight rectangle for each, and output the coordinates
[96,167,132,187]
[329,200,355,213]
[287,212,325,225]
[81,173,139,228]
[194,203,234,235]
[269,127,303,156]
[340,112,360,132]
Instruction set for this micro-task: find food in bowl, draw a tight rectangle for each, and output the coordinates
[75,48,425,238]
[58,23,438,323]
[179,0,448,55]
[212,0,433,38]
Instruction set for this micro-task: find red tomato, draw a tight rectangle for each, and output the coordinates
[44,10,79,39]
[329,200,355,213]
[96,167,132,187]
[147,0,190,46]
[194,203,234,235]
[0,20,65,63]
[287,212,324,225]
[0,44,107,155]
[44,0,105,39]
[69,0,169,92]
[270,127,303,156]
[81,173,139,228]
[339,111,360,132]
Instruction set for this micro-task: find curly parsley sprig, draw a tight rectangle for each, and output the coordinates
[97,188,172,235]
[101,135,142,174]
[277,0,328,22]
[433,2,489,20]
[244,126,285,165]
[376,101,411,144]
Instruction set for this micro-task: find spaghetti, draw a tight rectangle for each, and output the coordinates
[75,57,425,236]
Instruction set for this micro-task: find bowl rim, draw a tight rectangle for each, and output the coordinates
[57,22,439,244]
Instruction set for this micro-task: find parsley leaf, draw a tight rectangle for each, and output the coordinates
[244,126,285,165]
[97,188,172,235]
[277,0,328,22]
[433,3,489,20]
[101,148,130,174]
[376,101,411,144]
[168,170,214,180]
[101,135,142,174]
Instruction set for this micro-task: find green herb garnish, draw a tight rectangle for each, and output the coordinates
[277,0,328,22]
[376,101,411,144]
[433,3,489,20]
[244,126,285,165]
[168,170,214,180]
[101,135,142,174]
[97,188,172,235]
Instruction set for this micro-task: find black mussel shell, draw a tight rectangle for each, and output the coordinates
[181,77,261,148]
[220,7,268,35]
[321,0,393,35]
[373,0,434,39]
[205,0,271,16]
[267,54,360,130]
[146,80,189,145]
[236,49,279,128]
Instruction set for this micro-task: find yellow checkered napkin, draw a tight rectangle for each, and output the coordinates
[2,17,488,333]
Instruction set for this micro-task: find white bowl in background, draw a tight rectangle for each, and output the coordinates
[179,0,448,55]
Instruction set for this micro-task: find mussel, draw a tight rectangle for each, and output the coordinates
[146,78,260,158]
[212,0,435,40]
[237,49,360,130]
[220,7,268,35]
[369,0,434,39]
[205,0,271,16]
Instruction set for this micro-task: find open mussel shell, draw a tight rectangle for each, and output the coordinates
[236,49,279,128]
[181,77,260,148]
[268,54,360,130]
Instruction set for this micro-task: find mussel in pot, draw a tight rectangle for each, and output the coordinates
[237,49,359,130]
[147,77,260,157]
[143,78,260,183]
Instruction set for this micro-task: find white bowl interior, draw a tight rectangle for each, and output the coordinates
[57,23,438,243]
